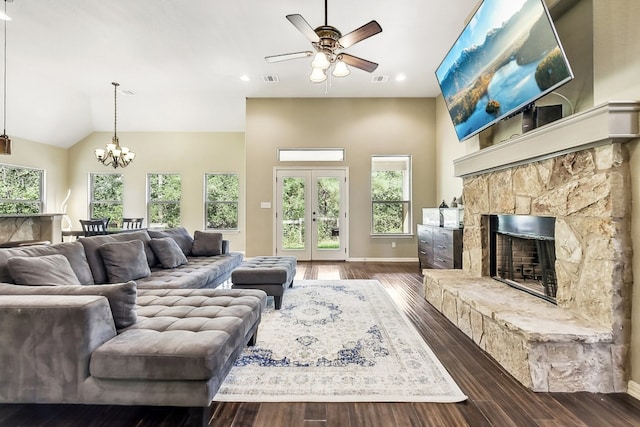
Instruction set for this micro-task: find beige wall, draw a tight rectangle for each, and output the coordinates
[67,132,246,250]
[245,98,436,259]
[0,136,69,213]
[435,96,465,204]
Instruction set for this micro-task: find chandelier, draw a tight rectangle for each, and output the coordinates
[95,82,135,168]
[0,0,11,155]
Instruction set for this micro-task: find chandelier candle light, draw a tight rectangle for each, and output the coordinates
[95,82,135,168]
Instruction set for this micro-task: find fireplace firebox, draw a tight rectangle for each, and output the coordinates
[489,215,557,303]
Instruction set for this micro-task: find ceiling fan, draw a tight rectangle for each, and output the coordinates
[265,0,382,83]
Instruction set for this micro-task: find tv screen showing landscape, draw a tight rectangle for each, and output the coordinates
[435,0,573,141]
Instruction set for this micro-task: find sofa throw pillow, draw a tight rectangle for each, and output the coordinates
[191,231,223,256]
[0,281,137,329]
[0,241,94,285]
[147,227,194,256]
[100,240,151,283]
[7,254,82,286]
[149,237,188,269]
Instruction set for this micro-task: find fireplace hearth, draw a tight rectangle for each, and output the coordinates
[490,215,557,303]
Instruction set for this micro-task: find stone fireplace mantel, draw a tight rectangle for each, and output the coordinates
[453,101,640,178]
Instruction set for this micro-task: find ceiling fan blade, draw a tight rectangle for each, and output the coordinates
[339,20,382,48]
[340,53,379,73]
[265,51,314,63]
[286,14,320,43]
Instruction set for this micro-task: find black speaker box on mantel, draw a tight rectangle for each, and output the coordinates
[522,104,563,133]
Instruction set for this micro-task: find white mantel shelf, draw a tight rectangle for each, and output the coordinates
[454,101,640,178]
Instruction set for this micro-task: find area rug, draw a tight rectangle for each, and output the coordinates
[214,280,467,402]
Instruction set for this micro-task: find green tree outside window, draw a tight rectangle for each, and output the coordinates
[90,173,123,225]
[371,156,412,235]
[205,174,238,230]
[148,174,181,228]
[0,164,44,214]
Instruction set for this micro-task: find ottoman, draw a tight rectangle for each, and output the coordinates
[231,256,297,309]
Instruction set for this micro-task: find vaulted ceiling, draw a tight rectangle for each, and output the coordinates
[4,0,475,147]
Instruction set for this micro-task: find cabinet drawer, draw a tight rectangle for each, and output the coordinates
[418,238,432,252]
[433,243,453,260]
[433,257,455,269]
[417,225,433,240]
[433,229,454,245]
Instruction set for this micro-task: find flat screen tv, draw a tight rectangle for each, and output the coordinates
[435,0,573,141]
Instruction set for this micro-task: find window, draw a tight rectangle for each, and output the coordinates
[205,173,239,230]
[90,173,123,223]
[0,164,44,214]
[148,173,181,227]
[278,148,345,162]
[371,155,412,235]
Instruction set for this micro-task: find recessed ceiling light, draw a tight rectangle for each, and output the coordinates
[240,75,250,82]
[396,74,407,82]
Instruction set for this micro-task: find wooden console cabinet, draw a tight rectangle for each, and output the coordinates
[417,224,462,270]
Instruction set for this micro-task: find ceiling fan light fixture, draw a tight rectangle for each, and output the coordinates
[311,51,330,69]
[332,60,350,77]
[309,67,327,83]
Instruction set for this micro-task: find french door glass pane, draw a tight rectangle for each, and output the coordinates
[282,177,305,250]
[316,177,340,249]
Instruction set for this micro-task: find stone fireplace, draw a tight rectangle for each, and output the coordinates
[423,102,639,392]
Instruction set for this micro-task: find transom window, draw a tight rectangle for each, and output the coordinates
[89,173,123,224]
[0,164,44,214]
[371,155,412,235]
[148,173,181,228]
[205,173,239,230]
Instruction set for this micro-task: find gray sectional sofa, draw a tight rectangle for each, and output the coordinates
[0,227,265,426]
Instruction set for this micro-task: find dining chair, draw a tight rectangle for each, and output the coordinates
[79,219,108,237]
[122,217,144,229]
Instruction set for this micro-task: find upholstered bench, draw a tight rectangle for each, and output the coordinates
[231,256,297,309]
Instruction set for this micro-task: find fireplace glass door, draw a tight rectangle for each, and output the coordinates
[490,215,557,303]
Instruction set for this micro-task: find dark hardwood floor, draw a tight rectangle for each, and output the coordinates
[2,261,640,426]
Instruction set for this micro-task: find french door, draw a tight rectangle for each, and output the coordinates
[275,168,348,261]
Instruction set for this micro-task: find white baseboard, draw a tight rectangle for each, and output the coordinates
[628,380,640,400]
[348,257,418,263]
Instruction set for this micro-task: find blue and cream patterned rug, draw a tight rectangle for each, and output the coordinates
[214,280,467,402]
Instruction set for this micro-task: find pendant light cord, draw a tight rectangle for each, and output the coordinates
[112,82,118,142]
[2,0,7,135]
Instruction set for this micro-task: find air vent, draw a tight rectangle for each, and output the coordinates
[371,75,389,83]
[262,75,280,83]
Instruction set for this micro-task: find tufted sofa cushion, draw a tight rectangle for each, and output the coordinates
[135,253,243,289]
[89,288,266,381]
